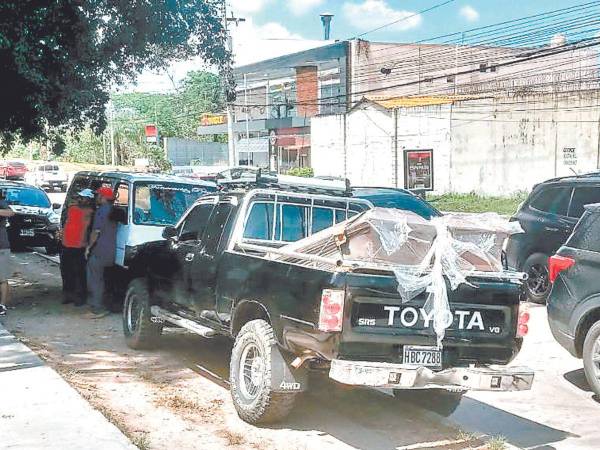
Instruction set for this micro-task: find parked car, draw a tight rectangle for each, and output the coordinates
[351,186,441,219]
[0,180,61,254]
[121,172,533,424]
[63,171,217,308]
[505,173,600,303]
[28,163,69,191]
[547,203,600,397]
[0,160,27,180]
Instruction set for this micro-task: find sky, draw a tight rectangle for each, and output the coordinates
[129,0,593,92]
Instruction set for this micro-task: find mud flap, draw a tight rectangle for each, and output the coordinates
[270,346,308,393]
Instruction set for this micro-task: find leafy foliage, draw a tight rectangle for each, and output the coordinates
[287,167,315,177]
[0,1,231,147]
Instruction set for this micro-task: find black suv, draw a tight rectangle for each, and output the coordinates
[0,180,61,254]
[547,203,600,397]
[505,174,600,303]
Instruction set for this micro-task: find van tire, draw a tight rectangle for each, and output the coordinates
[523,253,551,304]
[582,321,600,397]
[230,319,297,424]
[122,278,162,349]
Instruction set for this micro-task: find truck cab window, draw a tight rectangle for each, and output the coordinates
[243,202,274,240]
[312,207,334,234]
[179,203,214,242]
[279,204,308,242]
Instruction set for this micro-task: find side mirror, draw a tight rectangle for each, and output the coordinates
[162,226,178,240]
[52,203,62,210]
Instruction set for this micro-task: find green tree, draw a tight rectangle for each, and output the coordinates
[0,1,231,150]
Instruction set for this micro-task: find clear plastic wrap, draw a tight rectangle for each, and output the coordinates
[275,207,524,346]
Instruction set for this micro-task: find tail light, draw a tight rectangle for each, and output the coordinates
[548,255,575,283]
[318,289,345,332]
[517,303,530,338]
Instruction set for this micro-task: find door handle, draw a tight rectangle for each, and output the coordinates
[185,253,194,262]
[544,227,559,232]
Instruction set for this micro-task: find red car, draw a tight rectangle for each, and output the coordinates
[0,160,28,180]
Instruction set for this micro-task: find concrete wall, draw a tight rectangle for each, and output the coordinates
[164,138,228,167]
[311,91,600,195]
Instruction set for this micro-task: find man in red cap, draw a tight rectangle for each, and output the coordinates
[84,186,117,318]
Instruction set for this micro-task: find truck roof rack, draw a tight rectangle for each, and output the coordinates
[217,167,352,196]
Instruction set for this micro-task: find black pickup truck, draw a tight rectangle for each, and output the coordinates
[122,177,534,424]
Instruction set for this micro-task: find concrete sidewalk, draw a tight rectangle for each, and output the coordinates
[0,324,135,450]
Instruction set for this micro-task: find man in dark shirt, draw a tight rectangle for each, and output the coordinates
[85,187,117,319]
[60,189,95,305]
[0,189,15,315]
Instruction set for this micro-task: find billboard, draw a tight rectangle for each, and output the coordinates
[145,124,158,143]
[404,150,433,191]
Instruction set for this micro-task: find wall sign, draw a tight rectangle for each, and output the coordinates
[562,147,577,166]
[404,149,434,191]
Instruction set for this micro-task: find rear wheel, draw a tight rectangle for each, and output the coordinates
[230,319,297,424]
[523,253,551,304]
[582,321,600,397]
[393,389,464,417]
[122,278,162,349]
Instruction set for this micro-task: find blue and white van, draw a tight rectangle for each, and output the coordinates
[63,170,216,268]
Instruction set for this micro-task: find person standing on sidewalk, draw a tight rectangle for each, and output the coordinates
[60,189,95,306]
[0,189,15,315]
[85,187,117,319]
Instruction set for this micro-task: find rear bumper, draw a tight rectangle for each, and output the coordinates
[329,359,534,391]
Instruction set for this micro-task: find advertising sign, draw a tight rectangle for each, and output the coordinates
[145,124,158,143]
[404,150,433,191]
[200,113,227,126]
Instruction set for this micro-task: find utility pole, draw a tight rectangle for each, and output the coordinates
[108,99,116,166]
[223,6,245,168]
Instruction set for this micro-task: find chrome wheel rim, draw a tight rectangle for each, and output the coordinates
[527,263,549,295]
[593,337,600,380]
[127,293,142,334]
[239,342,264,399]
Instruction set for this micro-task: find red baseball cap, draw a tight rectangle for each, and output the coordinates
[96,186,115,200]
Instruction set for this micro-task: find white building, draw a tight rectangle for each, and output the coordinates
[311,90,600,195]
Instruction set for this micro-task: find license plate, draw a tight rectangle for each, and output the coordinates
[20,229,34,237]
[403,345,442,369]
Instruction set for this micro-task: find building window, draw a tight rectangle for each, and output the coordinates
[446,75,455,83]
[423,77,433,83]
[490,65,497,72]
[479,63,488,73]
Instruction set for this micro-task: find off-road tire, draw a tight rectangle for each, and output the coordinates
[583,321,600,397]
[122,278,162,349]
[523,252,551,304]
[393,389,464,417]
[230,319,297,424]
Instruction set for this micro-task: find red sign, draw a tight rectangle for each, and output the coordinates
[145,124,158,137]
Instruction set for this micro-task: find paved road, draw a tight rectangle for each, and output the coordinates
[448,303,600,449]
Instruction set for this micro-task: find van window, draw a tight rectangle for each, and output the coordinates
[568,186,600,218]
[115,183,129,207]
[243,202,274,240]
[530,187,572,216]
[179,203,214,241]
[133,182,207,226]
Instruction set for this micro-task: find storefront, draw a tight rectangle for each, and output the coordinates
[271,127,311,173]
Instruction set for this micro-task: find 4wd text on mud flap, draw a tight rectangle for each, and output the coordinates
[379,306,485,330]
[280,381,301,390]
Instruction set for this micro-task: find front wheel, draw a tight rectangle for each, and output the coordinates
[523,253,551,304]
[393,389,464,417]
[122,278,162,349]
[230,319,297,424]
[582,321,600,398]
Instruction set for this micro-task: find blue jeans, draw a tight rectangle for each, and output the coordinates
[86,254,111,312]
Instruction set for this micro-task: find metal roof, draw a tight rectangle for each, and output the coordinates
[73,171,216,187]
[364,94,488,109]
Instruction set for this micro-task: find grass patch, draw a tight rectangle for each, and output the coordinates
[131,433,151,450]
[427,192,528,215]
[485,435,507,450]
